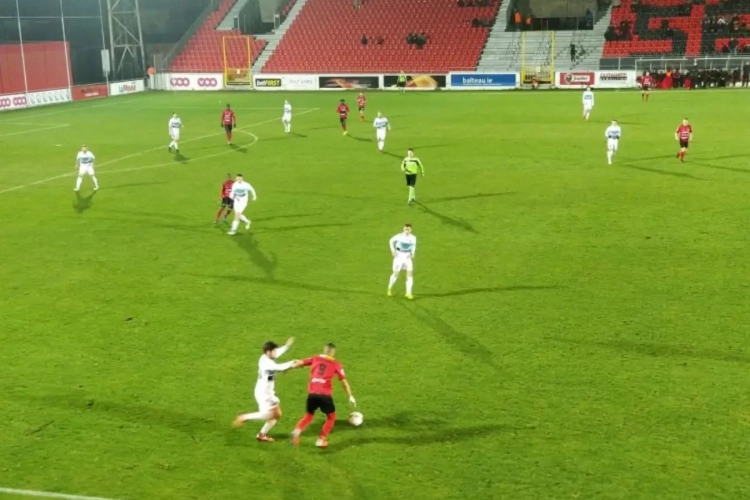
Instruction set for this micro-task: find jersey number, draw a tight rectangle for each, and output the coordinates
[316,363,327,376]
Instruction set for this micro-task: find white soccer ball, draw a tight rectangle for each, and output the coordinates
[348,411,364,427]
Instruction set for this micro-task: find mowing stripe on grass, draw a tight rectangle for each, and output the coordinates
[0,486,123,500]
[0,124,69,138]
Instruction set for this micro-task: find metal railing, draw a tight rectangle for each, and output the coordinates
[159,1,219,71]
[601,55,750,71]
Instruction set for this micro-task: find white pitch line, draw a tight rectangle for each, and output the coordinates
[0,108,318,196]
[0,486,122,500]
[0,123,69,138]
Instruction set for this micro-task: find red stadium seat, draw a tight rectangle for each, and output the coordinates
[169,0,266,73]
[263,0,501,73]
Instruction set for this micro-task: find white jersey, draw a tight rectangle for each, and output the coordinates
[230,180,257,204]
[168,117,182,131]
[373,116,389,129]
[254,345,294,400]
[605,125,621,140]
[390,232,416,257]
[283,103,292,117]
[582,90,594,107]
[76,150,95,175]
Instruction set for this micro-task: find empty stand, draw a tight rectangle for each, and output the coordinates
[263,0,500,73]
[603,0,750,58]
[170,0,266,73]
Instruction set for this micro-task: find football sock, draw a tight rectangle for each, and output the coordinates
[320,412,336,439]
[239,215,250,224]
[607,151,613,164]
[226,131,232,141]
[408,186,416,200]
[260,419,277,435]
[92,177,99,189]
[225,211,232,220]
[388,274,398,289]
[406,277,414,294]
[378,140,384,151]
[174,142,178,150]
[239,412,265,422]
[295,413,315,433]
[75,176,83,190]
[231,220,240,232]
[215,208,224,221]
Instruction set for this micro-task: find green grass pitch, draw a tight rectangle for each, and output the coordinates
[1,89,750,500]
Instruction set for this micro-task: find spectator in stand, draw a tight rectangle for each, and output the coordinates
[702,14,712,32]
[605,25,617,41]
[585,9,593,29]
[361,35,368,46]
[513,10,522,31]
[525,14,533,31]
[742,63,749,87]
[721,43,730,53]
[729,37,738,54]
[570,43,576,62]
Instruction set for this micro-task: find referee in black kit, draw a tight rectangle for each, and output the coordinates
[400,148,424,205]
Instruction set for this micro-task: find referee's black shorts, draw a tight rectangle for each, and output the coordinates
[306,394,336,415]
[405,173,417,186]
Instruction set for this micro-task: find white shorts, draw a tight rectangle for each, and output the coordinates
[282,113,291,123]
[171,130,180,140]
[392,252,413,273]
[255,393,280,415]
[607,139,619,152]
[376,129,387,140]
[78,165,95,176]
[583,104,593,112]
[234,200,248,214]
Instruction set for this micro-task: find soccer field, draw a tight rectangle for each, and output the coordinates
[2,89,750,500]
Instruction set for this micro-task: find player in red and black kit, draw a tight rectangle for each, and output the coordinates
[641,72,654,101]
[291,343,356,448]
[214,174,234,224]
[221,104,237,144]
[357,93,367,121]
[337,99,350,135]
[675,118,693,163]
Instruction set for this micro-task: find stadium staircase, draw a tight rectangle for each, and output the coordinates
[169,0,266,73]
[603,0,750,58]
[262,0,500,73]
[477,7,612,72]
[252,0,311,74]
[216,0,253,30]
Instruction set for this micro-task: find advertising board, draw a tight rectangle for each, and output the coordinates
[165,74,224,91]
[448,72,518,90]
[109,80,145,96]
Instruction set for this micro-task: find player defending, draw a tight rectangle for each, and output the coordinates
[357,93,367,121]
[641,72,654,102]
[291,343,356,449]
[675,118,693,163]
[233,338,298,442]
[227,174,257,235]
[373,112,391,152]
[282,100,292,134]
[168,113,182,153]
[74,145,99,192]
[214,174,234,224]
[388,223,417,299]
[605,120,621,165]
[337,99,350,135]
[582,87,594,121]
[401,148,425,204]
[221,104,237,144]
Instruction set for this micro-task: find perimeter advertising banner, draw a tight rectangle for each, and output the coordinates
[556,71,637,89]
[448,72,518,90]
[72,84,108,101]
[318,76,380,90]
[383,74,446,90]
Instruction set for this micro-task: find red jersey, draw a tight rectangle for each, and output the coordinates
[302,355,345,396]
[676,124,692,141]
[337,104,349,118]
[221,109,236,126]
[221,180,233,198]
[357,95,366,108]
[642,75,653,87]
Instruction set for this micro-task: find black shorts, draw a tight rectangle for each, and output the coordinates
[405,173,417,186]
[397,81,406,88]
[679,140,689,149]
[340,117,347,125]
[641,85,649,92]
[221,197,233,209]
[306,394,336,415]
[224,124,234,133]
[358,106,365,112]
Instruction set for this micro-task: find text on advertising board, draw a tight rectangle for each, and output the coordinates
[449,73,517,88]
[598,72,628,81]
[170,77,218,88]
[255,78,282,87]
[0,96,27,108]
[119,83,136,93]
[559,72,595,86]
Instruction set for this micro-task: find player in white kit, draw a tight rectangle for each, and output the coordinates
[373,112,391,152]
[168,113,182,153]
[74,145,99,192]
[282,100,292,133]
[388,223,417,299]
[233,338,297,442]
[227,174,257,235]
[582,87,594,121]
[605,120,621,165]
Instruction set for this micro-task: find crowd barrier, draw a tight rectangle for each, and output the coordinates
[0,79,146,112]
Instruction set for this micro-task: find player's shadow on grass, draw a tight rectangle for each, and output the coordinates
[105,181,169,190]
[202,274,377,297]
[348,135,372,143]
[617,163,706,180]
[381,151,403,159]
[427,192,515,204]
[174,152,189,163]
[416,202,477,233]
[691,161,750,174]
[399,302,500,372]
[232,235,279,278]
[254,222,351,234]
[549,337,750,365]
[230,143,247,154]
[417,285,559,299]
[73,191,96,214]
